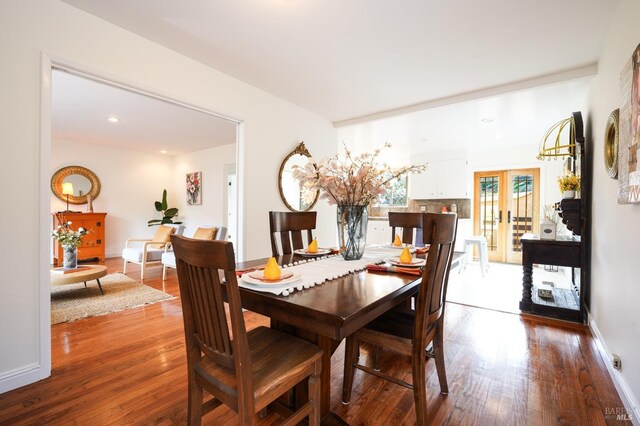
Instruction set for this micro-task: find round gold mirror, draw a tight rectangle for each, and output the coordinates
[278,142,319,212]
[51,165,101,204]
[604,108,619,179]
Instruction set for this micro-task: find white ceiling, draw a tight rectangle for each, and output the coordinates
[52,69,237,156]
[62,0,618,122]
[338,78,589,161]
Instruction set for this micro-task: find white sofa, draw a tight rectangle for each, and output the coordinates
[161,226,227,280]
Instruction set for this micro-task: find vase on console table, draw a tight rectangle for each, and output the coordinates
[562,190,575,199]
[62,245,78,269]
[337,205,368,261]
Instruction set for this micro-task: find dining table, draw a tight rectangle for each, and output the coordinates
[234,249,425,425]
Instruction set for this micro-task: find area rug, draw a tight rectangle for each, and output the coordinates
[51,273,175,324]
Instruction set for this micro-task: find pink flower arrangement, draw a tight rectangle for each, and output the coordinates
[292,143,426,206]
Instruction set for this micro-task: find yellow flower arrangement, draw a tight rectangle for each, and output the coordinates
[557,174,580,192]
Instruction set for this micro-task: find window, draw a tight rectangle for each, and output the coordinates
[378,175,408,207]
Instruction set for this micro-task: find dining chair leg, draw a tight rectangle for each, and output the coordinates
[162,265,167,281]
[309,359,322,426]
[188,376,203,426]
[433,327,449,395]
[123,259,128,274]
[342,335,358,404]
[141,259,146,280]
[373,346,381,371]
[411,349,429,425]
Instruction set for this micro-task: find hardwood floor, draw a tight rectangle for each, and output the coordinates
[0,258,626,425]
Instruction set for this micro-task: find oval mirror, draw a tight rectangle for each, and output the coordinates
[278,142,319,212]
[51,165,101,205]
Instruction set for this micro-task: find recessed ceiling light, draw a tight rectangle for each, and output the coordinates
[481,118,493,123]
[107,116,120,123]
[160,150,167,154]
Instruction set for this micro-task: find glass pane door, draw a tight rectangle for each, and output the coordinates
[476,172,504,262]
[507,169,540,263]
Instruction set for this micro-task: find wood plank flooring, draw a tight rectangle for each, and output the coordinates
[0,258,627,425]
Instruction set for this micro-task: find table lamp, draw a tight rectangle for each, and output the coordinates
[62,182,74,212]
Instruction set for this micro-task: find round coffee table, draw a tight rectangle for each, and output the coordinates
[50,265,108,295]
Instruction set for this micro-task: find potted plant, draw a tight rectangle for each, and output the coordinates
[51,219,89,269]
[148,189,183,226]
[557,174,580,199]
[292,143,425,260]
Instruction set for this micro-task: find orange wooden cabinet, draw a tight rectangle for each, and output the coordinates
[52,212,107,267]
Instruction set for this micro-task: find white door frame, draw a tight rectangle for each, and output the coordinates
[37,52,245,387]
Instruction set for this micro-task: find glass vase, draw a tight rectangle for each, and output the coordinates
[63,246,78,269]
[337,205,369,261]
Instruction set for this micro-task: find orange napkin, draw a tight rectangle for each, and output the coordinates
[415,246,430,255]
[367,264,422,276]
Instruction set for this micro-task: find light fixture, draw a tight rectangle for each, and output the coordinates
[537,116,575,160]
[107,116,120,123]
[61,182,74,212]
[160,150,167,154]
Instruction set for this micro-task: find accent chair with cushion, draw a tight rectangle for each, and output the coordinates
[161,226,227,280]
[122,224,185,280]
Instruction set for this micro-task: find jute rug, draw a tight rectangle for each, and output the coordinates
[51,273,175,324]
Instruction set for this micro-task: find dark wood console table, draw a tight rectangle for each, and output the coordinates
[520,234,584,322]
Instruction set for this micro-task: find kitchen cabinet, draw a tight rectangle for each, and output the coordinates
[409,159,469,199]
[366,221,391,245]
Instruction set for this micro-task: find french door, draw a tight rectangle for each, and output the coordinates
[474,168,540,263]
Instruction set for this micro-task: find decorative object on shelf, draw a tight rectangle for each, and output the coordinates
[293,143,425,260]
[51,217,88,269]
[558,173,580,199]
[186,171,202,205]
[61,182,74,212]
[148,189,182,226]
[539,220,557,240]
[278,142,319,212]
[604,108,620,179]
[618,42,640,204]
[537,116,576,160]
[51,165,101,205]
[86,194,93,212]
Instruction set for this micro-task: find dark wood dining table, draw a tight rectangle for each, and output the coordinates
[235,253,423,425]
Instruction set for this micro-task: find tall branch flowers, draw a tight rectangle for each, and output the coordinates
[292,142,426,207]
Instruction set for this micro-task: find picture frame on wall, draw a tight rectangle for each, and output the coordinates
[186,171,202,205]
[618,42,640,204]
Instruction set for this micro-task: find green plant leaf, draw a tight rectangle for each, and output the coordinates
[161,189,168,211]
[160,218,173,224]
[164,208,178,218]
[154,201,163,212]
[148,219,162,226]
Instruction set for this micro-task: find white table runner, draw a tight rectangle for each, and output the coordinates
[239,245,408,296]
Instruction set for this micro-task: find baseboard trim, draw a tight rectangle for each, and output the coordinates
[589,316,640,425]
[0,362,48,394]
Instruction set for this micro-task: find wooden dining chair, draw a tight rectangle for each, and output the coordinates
[388,212,425,247]
[269,211,317,256]
[342,213,458,425]
[171,235,323,425]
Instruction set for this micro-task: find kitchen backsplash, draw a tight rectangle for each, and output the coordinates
[369,198,471,219]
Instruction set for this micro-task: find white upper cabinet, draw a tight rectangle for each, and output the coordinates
[409,159,469,199]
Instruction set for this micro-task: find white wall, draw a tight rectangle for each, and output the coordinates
[587,0,640,416]
[52,139,175,258]
[173,143,236,238]
[0,0,336,393]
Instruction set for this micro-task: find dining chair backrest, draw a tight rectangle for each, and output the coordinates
[269,211,317,256]
[414,213,457,347]
[388,212,424,247]
[170,235,255,411]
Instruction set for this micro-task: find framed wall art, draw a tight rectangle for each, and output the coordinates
[186,171,202,205]
[618,42,640,203]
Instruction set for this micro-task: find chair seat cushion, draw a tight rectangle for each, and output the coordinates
[195,326,322,408]
[122,247,164,263]
[161,252,176,268]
